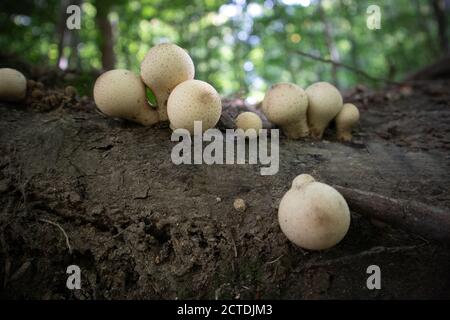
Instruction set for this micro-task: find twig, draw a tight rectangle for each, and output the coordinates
[294,50,400,85]
[39,218,73,254]
[266,254,284,265]
[334,185,450,243]
[9,260,32,282]
[230,235,238,258]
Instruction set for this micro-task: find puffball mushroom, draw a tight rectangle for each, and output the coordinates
[0,68,27,102]
[167,79,222,134]
[140,43,195,121]
[235,112,263,131]
[262,82,309,139]
[335,103,360,142]
[93,69,159,126]
[278,174,350,250]
[305,81,343,139]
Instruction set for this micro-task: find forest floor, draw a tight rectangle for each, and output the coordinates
[0,75,449,299]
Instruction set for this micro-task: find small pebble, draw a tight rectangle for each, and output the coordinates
[233,198,246,212]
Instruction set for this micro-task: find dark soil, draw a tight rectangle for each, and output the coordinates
[0,77,449,299]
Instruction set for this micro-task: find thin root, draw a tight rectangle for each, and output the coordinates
[39,218,73,254]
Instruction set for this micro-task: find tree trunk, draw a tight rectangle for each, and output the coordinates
[413,0,439,56]
[431,0,449,53]
[57,0,82,70]
[405,53,450,80]
[318,0,340,86]
[95,3,115,71]
[339,0,361,82]
[56,0,70,68]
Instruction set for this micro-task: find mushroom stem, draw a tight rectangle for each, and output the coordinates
[155,91,170,122]
[281,119,309,139]
[308,125,326,139]
[135,103,160,126]
[336,129,352,142]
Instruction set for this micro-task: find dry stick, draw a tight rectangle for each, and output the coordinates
[294,50,400,85]
[39,219,73,254]
[266,254,284,265]
[334,186,450,243]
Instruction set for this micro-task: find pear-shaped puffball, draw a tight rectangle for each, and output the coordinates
[93,69,159,126]
[235,112,263,131]
[167,79,222,134]
[0,68,27,102]
[335,103,360,142]
[278,174,350,250]
[140,43,195,121]
[262,82,309,139]
[306,82,343,139]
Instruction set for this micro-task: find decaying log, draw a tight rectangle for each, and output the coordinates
[404,54,450,81]
[335,186,450,243]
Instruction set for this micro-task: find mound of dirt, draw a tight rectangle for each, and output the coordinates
[0,79,449,299]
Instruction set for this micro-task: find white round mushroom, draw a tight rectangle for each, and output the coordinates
[335,103,360,142]
[262,82,309,139]
[167,79,222,134]
[278,174,350,250]
[0,68,27,102]
[93,69,159,126]
[235,112,262,132]
[305,82,343,139]
[140,43,195,121]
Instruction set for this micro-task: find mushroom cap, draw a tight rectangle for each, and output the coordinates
[235,112,263,131]
[306,81,343,125]
[93,69,152,121]
[335,103,360,127]
[140,43,195,95]
[167,79,222,134]
[291,173,316,189]
[0,68,27,102]
[278,175,350,250]
[262,82,308,125]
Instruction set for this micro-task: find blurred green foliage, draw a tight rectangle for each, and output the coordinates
[0,0,446,101]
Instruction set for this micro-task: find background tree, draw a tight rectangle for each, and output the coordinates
[0,0,448,99]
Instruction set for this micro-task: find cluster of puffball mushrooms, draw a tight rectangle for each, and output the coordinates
[92,43,353,250]
[93,43,222,135]
[263,82,360,141]
[0,43,354,251]
[92,42,360,142]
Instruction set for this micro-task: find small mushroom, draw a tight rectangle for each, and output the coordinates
[335,103,360,142]
[305,82,343,139]
[235,112,262,132]
[167,79,222,134]
[93,69,159,126]
[0,68,27,102]
[140,43,195,121]
[278,174,350,250]
[262,82,309,139]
